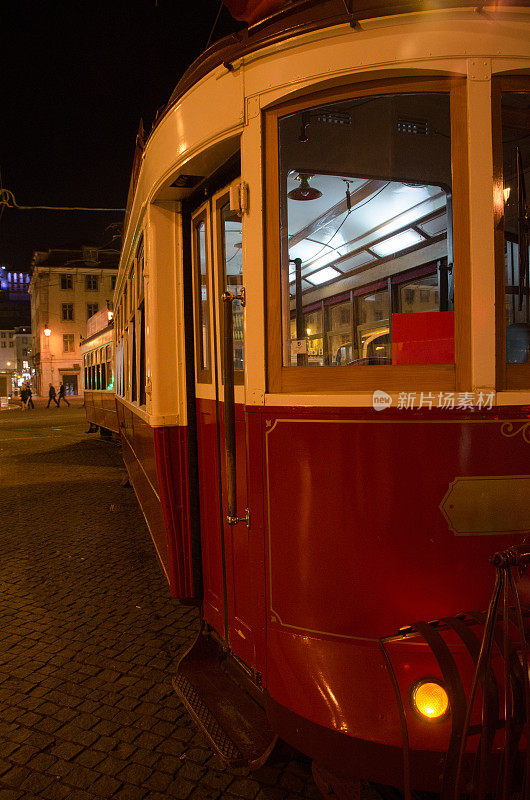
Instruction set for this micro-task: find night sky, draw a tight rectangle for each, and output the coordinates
[0,1,241,270]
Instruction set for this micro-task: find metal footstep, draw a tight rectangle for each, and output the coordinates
[173,630,277,768]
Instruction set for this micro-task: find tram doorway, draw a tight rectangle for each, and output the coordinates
[190,181,256,670]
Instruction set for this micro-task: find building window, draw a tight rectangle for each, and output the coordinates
[22,348,27,356]
[111,275,117,290]
[9,332,13,338]
[8,341,13,348]
[62,303,74,321]
[61,274,73,290]
[87,303,99,319]
[63,334,75,353]
[1,342,5,348]
[85,275,98,291]
[0,333,5,338]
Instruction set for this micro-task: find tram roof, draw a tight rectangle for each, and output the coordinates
[164,0,528,114]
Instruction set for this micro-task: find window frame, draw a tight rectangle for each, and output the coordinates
[63,334,75,353]
[216,189,244,386]
[192,204,213,384]
[492,75,530,390]
[85,274,98,291]
[62,302,74,321]
[265,76,470,394]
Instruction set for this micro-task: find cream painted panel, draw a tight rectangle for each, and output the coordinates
[241,12,529,104]
[241,113,266,405]
[145,202,180,421]
[121,70,244,271]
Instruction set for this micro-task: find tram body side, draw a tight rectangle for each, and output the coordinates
[113,5,530,793]
[81,324,119,434]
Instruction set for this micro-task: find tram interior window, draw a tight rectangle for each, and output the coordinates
[139,301,146,405]
[101,362,106,389]
[131,318,137,402]
[278,93,454,367]
[221,202,244,374]
[502,91,530,364]
[195,219,210,373]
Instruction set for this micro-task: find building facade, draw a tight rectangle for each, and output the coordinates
[0,326,32,395]
[29,246,118,396]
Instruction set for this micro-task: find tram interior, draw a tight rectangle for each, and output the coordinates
[277,91,529,367]
[502,91,530,364]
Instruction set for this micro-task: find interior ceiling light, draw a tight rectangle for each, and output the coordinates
[288,174,323,202]
[306,266,341,285]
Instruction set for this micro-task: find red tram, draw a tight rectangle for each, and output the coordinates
[82,308,119,435]
[113,1,530,796]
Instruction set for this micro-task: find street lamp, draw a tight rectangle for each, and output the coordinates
[44,325,51,337]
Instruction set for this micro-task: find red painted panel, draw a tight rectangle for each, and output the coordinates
[222,0,283,23]
[218,402,254,666]
[262,404,530,737]
[196,398,225,636]
[392,310,454,364]
[116,398,194,599]
[154,426,194,599]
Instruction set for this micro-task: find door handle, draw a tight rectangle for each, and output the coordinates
[222,288,250,529]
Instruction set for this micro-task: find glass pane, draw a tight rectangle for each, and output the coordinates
[502,91,530,364]
[278,93,454,367]
[195,220,210,372]
[221,203,244,372]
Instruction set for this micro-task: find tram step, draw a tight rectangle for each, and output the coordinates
[173,631,276,768]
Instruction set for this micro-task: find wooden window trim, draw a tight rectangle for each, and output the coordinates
[265,76,469,394]
[493,75,530,391]
[192,207,213,384]
[216,190,244,386]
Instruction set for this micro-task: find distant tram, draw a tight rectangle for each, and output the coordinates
[81,307,118,435]
[113,2,530,797]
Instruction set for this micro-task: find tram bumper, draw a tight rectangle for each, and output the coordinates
[377,544,530,799]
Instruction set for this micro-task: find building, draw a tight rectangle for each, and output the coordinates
[0,267,31,328]
[29,246,119,396]
[0,325,32,395]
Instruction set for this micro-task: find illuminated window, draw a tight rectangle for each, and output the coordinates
[278,92,453,370]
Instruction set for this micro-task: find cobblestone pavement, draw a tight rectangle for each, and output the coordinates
[0,408,319,800]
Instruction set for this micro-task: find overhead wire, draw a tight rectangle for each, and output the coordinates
[0,188,124,213]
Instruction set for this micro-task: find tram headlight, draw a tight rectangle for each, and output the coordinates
[410,679,449,722]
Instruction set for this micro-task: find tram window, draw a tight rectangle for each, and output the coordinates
[277,92,454,369]
[130,318,137,402]
[139,301,146,405]
[193,217,211,379]
[107,361,113,391]
[502,91,530,365]
[220,201,244,377]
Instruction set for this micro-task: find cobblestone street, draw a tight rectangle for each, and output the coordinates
[0,408,317,800]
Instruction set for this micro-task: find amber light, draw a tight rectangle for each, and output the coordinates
[411,680,449,721]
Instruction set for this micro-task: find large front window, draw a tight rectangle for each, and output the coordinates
[268,87,458,390]
[279,92,453,369]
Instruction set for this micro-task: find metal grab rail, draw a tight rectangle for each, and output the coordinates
[380,544,530,800]
[221,289,249,528]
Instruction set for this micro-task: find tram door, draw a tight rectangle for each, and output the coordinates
[191,182,254,668]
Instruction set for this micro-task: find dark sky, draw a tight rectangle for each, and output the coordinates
[0,0,241,270]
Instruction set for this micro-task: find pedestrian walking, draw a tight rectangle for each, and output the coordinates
[25,386,34,409]
[46,384,59,408]
[57,384,70,407]
[20,386,28,410]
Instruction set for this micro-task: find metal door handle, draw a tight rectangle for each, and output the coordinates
[222,288,249,529]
